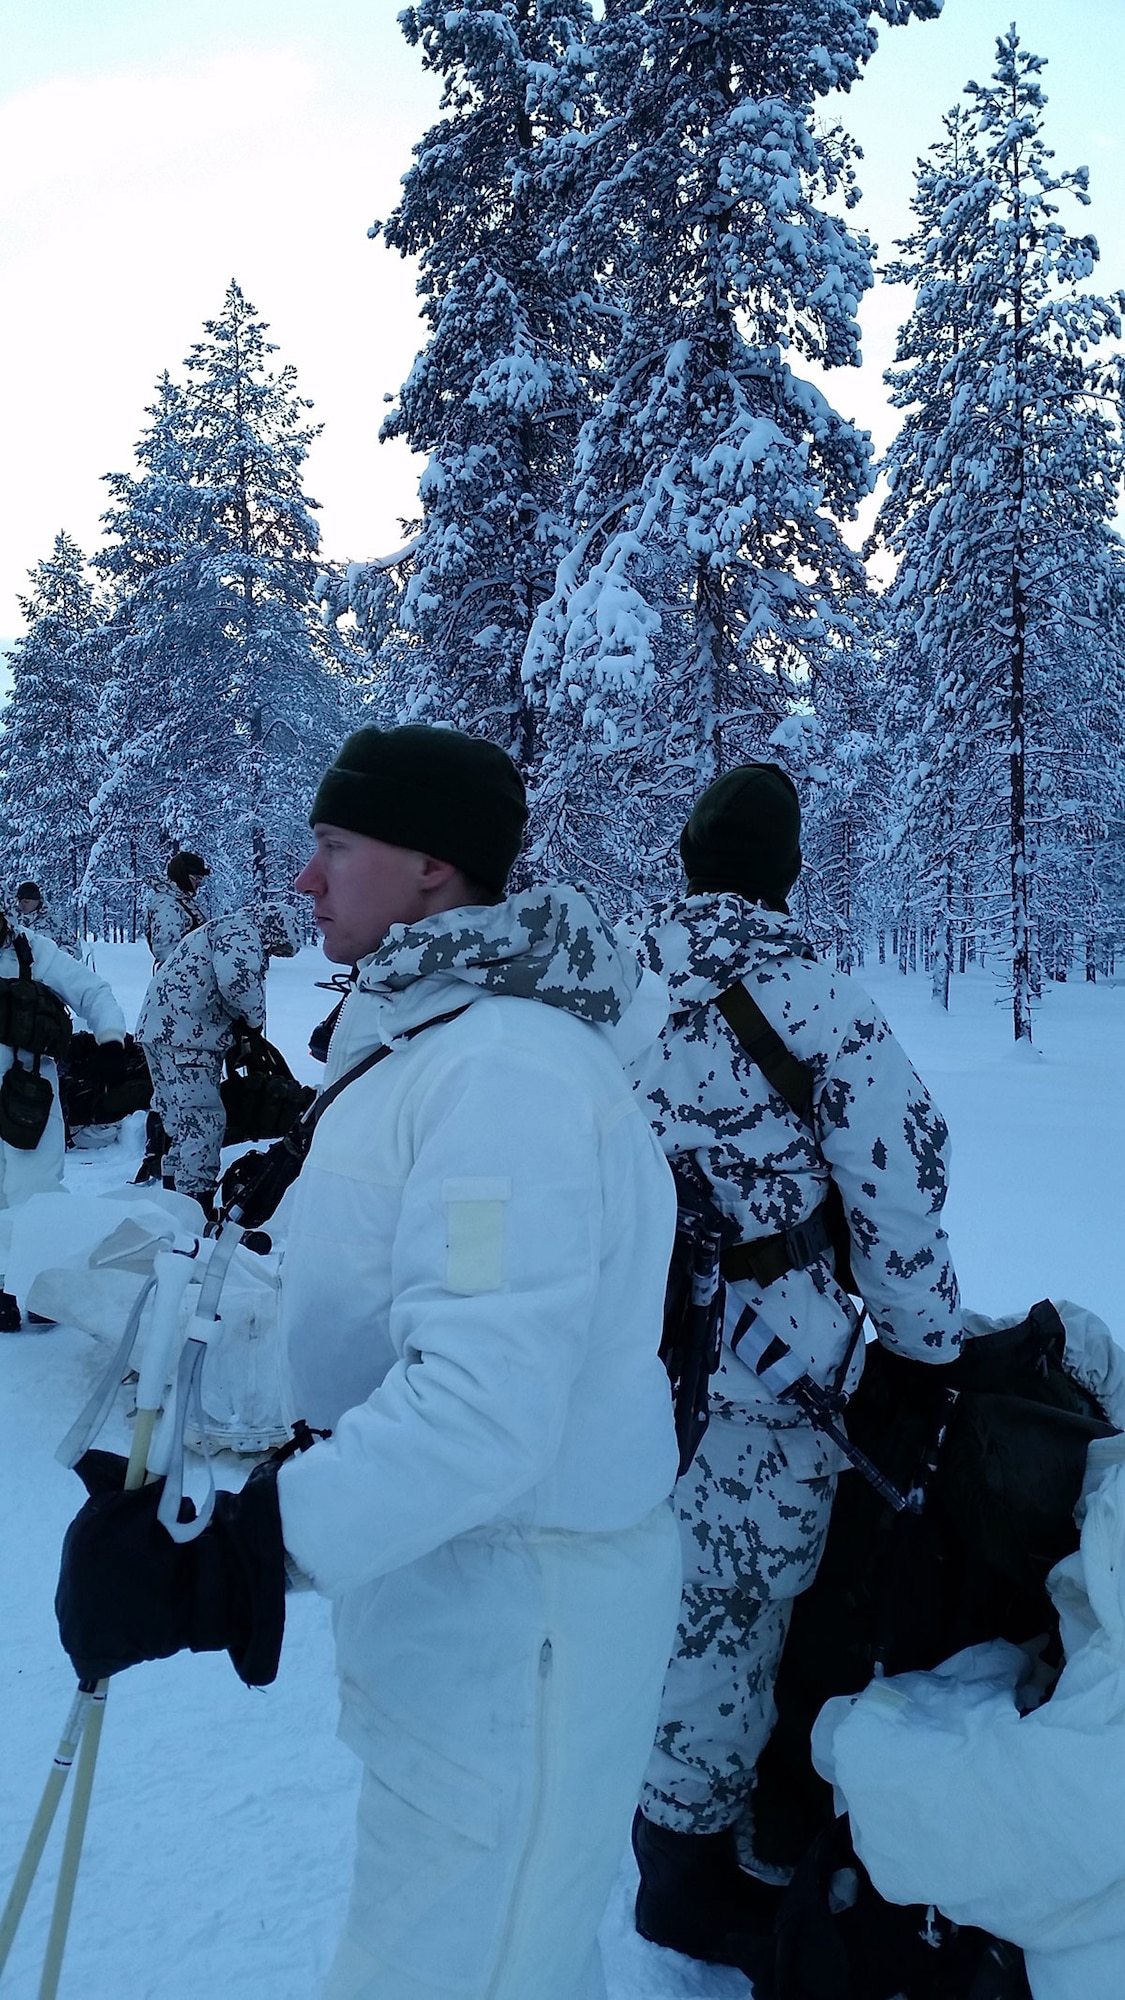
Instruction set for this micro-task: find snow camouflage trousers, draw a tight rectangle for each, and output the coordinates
[144,1043,224,1196]
[641,1400,838,1839]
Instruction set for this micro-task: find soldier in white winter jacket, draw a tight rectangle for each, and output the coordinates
[136,901,299,1208]
[626,763,963,1976]
[0,916,126,1328]
[56,725,683,2000]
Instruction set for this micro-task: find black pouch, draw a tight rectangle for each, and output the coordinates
[0,1054,55,1149]
[221,1064,316,1146]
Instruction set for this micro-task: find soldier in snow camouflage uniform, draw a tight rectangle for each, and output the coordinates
[136,902,300,1205]
[15,883,80,957]
[134,852,211,1183]
[628,763,962,1972]
[144,851,209,967]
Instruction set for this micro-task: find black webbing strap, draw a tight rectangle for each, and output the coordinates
[715,981,814,1125]
[721,1195,833,1288]
[13,933,34,980]
[714,981,858,1294]
[300,1003,471,1146]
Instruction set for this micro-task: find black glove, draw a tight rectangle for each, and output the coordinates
[55,1448,286,1687]
[91,1039,128,1086]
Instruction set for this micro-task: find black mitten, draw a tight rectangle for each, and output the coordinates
[55,1448,286,1688]
[91,1039,128,1086]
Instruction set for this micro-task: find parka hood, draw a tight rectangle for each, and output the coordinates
[633,892,816,1012]
[357,883,640,1028]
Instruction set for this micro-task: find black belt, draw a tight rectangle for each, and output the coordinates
[720,1195,833,1288]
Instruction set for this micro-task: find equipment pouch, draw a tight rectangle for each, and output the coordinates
[0,1054,55,1149]
[0,976,72,1062]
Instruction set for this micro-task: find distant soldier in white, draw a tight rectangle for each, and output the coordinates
[134,850,210,1183]
[0,908,126,1329]
[627,764,963,1975]
[136,902,300,1217]
[15,882,80,957]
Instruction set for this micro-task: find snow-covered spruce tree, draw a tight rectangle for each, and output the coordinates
[376,1,598,767]
[89,284,357,913]
[773,627,889,972]
[874,34,1125,1037]
[0,531,108,934]
[524,0,942,895]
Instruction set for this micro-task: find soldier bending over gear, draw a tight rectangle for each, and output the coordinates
[136,901,300,1215]
[626,763,963,1974]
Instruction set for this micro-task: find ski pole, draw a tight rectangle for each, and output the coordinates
[0,1255,169,1982]
[35,1242,200,2000]
[0,1686,94,1977]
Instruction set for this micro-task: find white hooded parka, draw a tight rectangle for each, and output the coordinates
[275,887,683,2000]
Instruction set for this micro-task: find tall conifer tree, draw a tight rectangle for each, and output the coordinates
[90,284,356,909]
[376,1,598,767]
[875,34,1125,1036]
[0,532,106,932]
[524,0,942,890]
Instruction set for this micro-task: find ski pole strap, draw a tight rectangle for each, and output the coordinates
[55,1273,158,1469]
[720,1194,833,1288]
[157,1338,215,1543]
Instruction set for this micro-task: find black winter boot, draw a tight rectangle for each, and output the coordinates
[632,1810,783,1965]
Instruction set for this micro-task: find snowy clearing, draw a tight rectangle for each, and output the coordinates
[0,945,1122,1998]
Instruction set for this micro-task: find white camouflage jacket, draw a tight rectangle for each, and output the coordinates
[627,894,962,1411]
[277,883,680,1600]
[144,879,205,967]
[136,904,298,1058]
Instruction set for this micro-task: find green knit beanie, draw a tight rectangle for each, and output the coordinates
[680,763,802,913]
[310,725,528,896]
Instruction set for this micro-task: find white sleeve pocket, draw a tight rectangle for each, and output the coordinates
[442,1177,512,1295]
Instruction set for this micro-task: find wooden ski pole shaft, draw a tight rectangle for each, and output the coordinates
[34,1244,196,2000]
[0,1686,94,1977]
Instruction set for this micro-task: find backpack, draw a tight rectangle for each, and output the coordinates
[748,1301,1117,1998]
[62,1033,153,1127]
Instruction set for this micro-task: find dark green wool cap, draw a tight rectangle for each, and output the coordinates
[680,763,802,913]
[310,725,528,895]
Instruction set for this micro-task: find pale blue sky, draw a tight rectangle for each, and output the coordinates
[1,0,1122,636]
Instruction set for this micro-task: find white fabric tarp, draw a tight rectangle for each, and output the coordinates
[4,1186,288,1451]
[812,1301,1125,2000]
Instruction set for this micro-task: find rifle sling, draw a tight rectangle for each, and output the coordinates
[714,980,856,1293]
[294,1002,472,1158]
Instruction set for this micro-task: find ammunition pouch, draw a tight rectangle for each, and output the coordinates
[0,1055,55,1150]
[0,934,73,1063]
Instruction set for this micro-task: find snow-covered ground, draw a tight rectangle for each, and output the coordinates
[1,945,1122,1998]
